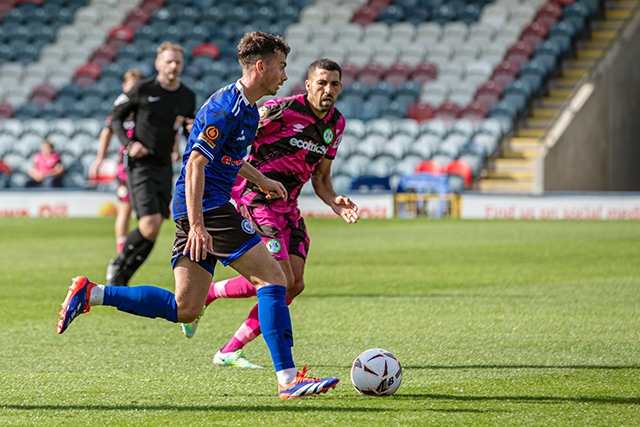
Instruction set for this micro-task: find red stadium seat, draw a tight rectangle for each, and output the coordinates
[108,25,135,43]
[415,159,444,174]
[491,73,516,89]
[192,42,220,59]
[407,101,435,122]
[503,52,530,69]
[477,79,505,97]
[521,33,544,49]
[371,0,394,6]
[0,4,12,21]
[140,0,166,9]
[358,62,386,86]
[75,63,101,79]
[460,100,489,121]
[523,21,549,39]
[352,6,379,25]
[551,0,576,7]
[539,1,564,19]
[341,62,360,81]
[384,62,412,87]
[535,14,559,30]
[0,102,14,119]
[124,8,150,30]
[410,62,438,85]
[434,101,462,121]
[90,44,117,67]
[30,84,57,106]
[474,92,500,109]
[507,40,534,59]
[493,60,521,78]
[31,83,57,100]
[140,0,165,14]
[445,159,473,188]
[74,62,101,88]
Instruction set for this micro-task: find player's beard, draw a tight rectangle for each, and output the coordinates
[317,96,334,112]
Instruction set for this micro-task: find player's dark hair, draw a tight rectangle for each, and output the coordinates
[237,31,290,70]
[308,58,342,80]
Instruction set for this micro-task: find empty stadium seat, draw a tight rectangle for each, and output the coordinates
[419,118,447,138]
[461,100,490,121]
[434,101,462,121]
[488,100,517,132]
[519,59,548,95]
[445,159,473,188]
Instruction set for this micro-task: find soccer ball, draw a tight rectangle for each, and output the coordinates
[350,348,402,396]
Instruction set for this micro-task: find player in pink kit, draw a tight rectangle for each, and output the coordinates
[91,69,144,253]
[181,58,359,368]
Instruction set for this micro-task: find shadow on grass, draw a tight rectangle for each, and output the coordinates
[405,364,640,370]
[305,293,536,299]
[311,363,640,371]
[395,394,640,405]
[1,404,389,413]
[0,402,510,415]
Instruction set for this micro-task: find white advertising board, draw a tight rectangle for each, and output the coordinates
[0,191,395,219]
[0,191,118,217]
[461,193,640,220]
[298,193,394,219]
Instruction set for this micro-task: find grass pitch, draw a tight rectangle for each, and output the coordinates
[0,217,639,426]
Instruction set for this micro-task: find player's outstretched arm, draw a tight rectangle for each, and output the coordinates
[311,158,359,223]
[238,160,288,200]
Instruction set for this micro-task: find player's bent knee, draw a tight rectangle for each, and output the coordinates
[287,281,304,299]
[177,308,202,323]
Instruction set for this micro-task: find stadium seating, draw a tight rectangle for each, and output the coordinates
[0,0,606,191]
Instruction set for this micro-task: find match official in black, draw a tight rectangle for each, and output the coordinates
[107,41,196,286]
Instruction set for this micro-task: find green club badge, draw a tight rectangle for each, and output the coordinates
[266,239,281,254]
[323,128,334,145]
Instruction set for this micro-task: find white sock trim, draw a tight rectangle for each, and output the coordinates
[90,284,105,306]
[276,367,297,387]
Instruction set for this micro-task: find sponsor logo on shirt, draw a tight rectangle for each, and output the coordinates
[220,156,243,166]
[198,125,219,149]
[148,96,161,102]
[289,137,327,155]
[332,134,343,149]
[258,106,268,121]
[266,238,281,254]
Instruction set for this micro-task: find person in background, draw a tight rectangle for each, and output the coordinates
[0,158,11,188]
[91,69,183,253]
[106,42,196,285]
[90,69,145,253]
[24,140,64,188]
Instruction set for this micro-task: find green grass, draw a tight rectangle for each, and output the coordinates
[0,217,639,426]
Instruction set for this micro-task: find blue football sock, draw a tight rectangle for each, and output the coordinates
[256,285,295,371]
[103,285,178,323]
